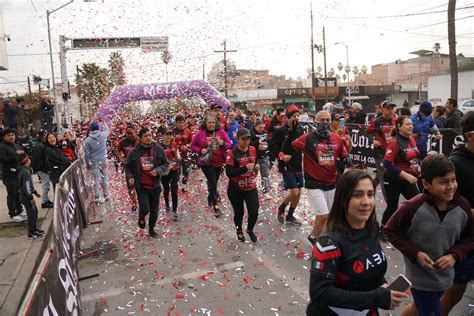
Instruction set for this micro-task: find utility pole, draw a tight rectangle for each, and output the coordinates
[322,26,328,103]
[214,39,236,98]
[27,77,33,103]
[59,35,69,127]
[202,63,205,81]
[310,0,316,113]
[76,65,83,118]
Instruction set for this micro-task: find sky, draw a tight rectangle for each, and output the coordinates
[0,0,473,94]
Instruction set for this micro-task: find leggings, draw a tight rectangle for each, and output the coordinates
[161,169,179,212]
[258,157,270,193]
[136,187,160,231]
[382,173,419,225]
[411,288,444,316]
[201,166,222,208]
[20,195,38,233]
[181,157,189,184]
[227,189,259,232]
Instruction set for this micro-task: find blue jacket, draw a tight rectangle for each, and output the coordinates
[84,124,109,165]
[227,120,239,147]
[411,113,439,152]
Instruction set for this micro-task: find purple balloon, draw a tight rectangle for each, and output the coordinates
[95,80,230,124]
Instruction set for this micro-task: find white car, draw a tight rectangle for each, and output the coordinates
[459,99,474,115]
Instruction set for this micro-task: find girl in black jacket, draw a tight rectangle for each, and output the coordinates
[307,170,406,315]
[45,133,71,189]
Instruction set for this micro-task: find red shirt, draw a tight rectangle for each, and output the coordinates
[366,115,397,158]
[139,146,157,189]
[205,132,225,166]
[116,137,140,159]
[384,135,420,176]
[226,146,257,191]
[173,127,192,155]
[161,142,180,171]
[292,132,348,188]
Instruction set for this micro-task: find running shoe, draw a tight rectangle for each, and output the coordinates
[138,217,146,229]
[276,208,285,224]
[246,230,257,243]
[11,215,25,223]
[165,206,171,213]
[35,229,45,235]
[28,231,44,240]
[173,212,178,221]
[236,230,245,242]
[286,216,302,226]
[214,208,222,218]
[149,230,158,238]
[131,205,137,212]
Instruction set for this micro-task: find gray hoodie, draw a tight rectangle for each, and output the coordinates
[84,124,109,165]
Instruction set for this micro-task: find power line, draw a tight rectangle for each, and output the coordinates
[327,5,474,19]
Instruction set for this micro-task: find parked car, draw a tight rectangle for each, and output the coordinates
[459,99,474,115]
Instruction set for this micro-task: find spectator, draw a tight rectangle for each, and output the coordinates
[60,140,76,161]
[411,101,442,160]
[31,130,54,209]
[445,98,463,130]
[2,99,20,129]
[347,102,366,124]
[298,105,310,123]
[226,111,240,147]
[17,156,44,240]
[40,97,55,131]
[84,120,110,203]
[432,106,447,129]
[0,128,26,222]
[244,111,257,130]
[45,133,71,190]
[403,99,410,108]
[250,118,271,196]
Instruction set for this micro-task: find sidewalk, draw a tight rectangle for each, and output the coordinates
[0,177,53,315]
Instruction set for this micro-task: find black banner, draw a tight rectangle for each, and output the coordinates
[24,161,90,315]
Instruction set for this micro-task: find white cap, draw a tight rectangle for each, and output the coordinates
[352,102,362,110]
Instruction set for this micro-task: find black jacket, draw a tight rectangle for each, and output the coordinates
[17,166,37,199]
[125,143,170,191]
[250,129,269,159]
[32,141,49,173]
[45,145,71,184]
[446,109,463,130]
[269,124,303,173]
[0,141,22,179]
[449,145,474,208]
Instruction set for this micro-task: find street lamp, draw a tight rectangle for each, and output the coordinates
[335,42,351,104]
[47,0,74,130]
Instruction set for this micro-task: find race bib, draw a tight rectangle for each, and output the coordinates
[409,158,420,171]
[140,157,154,171]
[259,142,268,151]
[318,150,335,166]
[384,132,392,143]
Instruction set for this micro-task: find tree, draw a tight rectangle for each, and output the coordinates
[108,51,126,88]
[76,63,110,115]
[448,0,457,99]
[327,68,336,77]
[337,62,343,73]
[361,65,368,74]
[342,74,347,82]
[161,50,173,82]
[352,66,359,76]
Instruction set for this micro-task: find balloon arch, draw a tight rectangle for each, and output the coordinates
[95,80,230,123]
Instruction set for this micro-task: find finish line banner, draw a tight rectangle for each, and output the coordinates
[21,160,93,315]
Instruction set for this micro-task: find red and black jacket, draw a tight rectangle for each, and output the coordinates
[383,134,420,177]
[160,142,180,172]
[366,116,397,159]
[173,127,192,155]
[225,146,258,191]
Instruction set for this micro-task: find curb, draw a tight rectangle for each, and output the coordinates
[1,207,54,316]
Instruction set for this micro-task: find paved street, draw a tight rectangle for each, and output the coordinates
[78,167,473,315]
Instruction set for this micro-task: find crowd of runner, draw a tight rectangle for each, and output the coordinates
[1,98,473,315]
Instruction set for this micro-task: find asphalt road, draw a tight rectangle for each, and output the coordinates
[78,167,473,315]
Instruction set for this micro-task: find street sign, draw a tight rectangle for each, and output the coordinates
[140,37,169,52]
[71,37,141,50]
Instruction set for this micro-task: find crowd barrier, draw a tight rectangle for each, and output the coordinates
[301,123,465,168]
[18,151,93,316]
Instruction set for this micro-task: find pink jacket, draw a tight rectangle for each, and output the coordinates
[191,129,231,167]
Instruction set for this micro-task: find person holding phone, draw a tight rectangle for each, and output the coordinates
[307,170,406,315]
[384,154,474,316]
[330,113,353,175]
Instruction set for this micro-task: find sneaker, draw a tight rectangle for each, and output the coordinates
[149,230,158,238]
[172,212,178,221]
[286,216,302,226]
[19,213,28,218]
[236,230,245,242]
[41,201,54,209]
[104,196,110,202]
[165,206,171,213]
[28,232,44,240]
[138,217,146,229]
[11,215,26,223]
[246,230,257,243]
[35,229,45,235]
[131,205,137,212]
[276,208,285,224]
[307,235,316,246]
[214,208,222,218]
[97,197,106,204]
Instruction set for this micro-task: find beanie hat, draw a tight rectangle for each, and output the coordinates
[419,100,432,113]
[90,122,100,131]
[286,105,300,118]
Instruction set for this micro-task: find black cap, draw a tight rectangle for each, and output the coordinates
[236,128,251,139]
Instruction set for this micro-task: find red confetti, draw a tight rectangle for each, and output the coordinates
[296,251,305,259]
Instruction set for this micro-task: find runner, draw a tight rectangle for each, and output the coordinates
[173,115,192,192]
[270,105,304,225]
[292,110,351,245]
[225,128,260,243]
[125,127,170,238]
[115,125,140,212]
[307,170,406,315]
[382,115,420,227]
[160,130,181,221]
[191,115,231,217]
[250,118,271,197]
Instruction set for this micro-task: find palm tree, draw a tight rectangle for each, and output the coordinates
[361,65,368,74]
[337,62,343,73]
[327,68,336,77]
[108,52,126,88]
[352,66,359,76]
[448,0,457,99]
